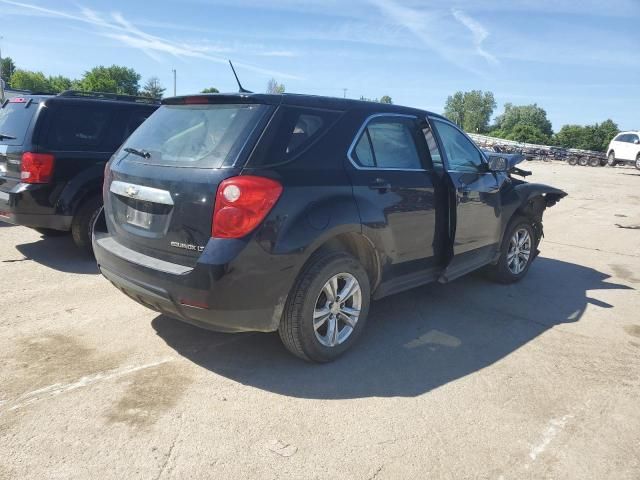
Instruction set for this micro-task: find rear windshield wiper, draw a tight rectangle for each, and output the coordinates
[124,147,151,159]
[0,133,17,141]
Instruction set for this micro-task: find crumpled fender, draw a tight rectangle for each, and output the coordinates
[498,182,567,251]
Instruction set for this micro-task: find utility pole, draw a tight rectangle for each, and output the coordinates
[172,69,176,96]
[0,36,5,101]
[342,88,347,99]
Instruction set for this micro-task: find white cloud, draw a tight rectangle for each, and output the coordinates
[452,9,498,65]
[0,0,301,80]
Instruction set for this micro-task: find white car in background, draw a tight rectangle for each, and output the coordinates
[607,131,640,169]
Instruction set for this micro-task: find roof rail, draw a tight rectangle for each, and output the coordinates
[57,90,161,105]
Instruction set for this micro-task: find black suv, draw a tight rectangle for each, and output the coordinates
[0,91,159,251]
[94,93,566,362]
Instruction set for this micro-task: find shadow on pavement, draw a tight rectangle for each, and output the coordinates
[152,257,632,399]
[12,234,98,275]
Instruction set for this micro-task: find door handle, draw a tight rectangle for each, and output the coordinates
[369,178,392,191]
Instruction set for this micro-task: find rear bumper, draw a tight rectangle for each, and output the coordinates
[93,231,298,333]
[0,184,71,230]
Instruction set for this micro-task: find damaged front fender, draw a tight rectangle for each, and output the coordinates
[499,182,568,253]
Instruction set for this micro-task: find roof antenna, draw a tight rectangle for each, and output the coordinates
[228,60,252,94]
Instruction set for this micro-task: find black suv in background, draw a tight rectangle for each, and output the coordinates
[94,93,566,362]
[0,91,159,251]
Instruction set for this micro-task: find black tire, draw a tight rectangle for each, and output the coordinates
[71,195,103,254]
[567,157,578,166]
[636,154,640,171]
[279,251,371,362]
[588,157,600,167]
[578,157,588,166]
[33,228,68,237]
[486,217,536,284]
[607,152,617,167]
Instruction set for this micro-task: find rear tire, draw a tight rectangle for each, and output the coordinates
[607,152,617,167]
[33,228,68,237]
[279,251,371,362]
[71,195,103,254]
[567,157,578,166]
[486,217,536,284]
[578,157,588,166]
[588,157,600,167]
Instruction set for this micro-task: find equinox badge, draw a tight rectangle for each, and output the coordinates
[170,241,205,253]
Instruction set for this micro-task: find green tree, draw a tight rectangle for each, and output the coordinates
[1,57,16,86]
[76,65,141,95]
[201,87,220,94]
[379,95,393,104]
[493,103,553,138]
[9,70,50,92]
[140,77,165,99]
[266,78,285,94]
[47,75,72,93]
[505,124,549,144]
[552,119,619,152]
[444,90,496,133]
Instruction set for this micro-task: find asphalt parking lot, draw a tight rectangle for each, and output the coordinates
[1,162,639,480]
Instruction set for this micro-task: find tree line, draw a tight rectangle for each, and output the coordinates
[443,90,619,152]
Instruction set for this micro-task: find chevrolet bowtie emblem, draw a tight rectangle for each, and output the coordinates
[125,186,140,197]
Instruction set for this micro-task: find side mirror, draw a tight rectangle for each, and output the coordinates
[486,155,508,172]
[634,139,639,145]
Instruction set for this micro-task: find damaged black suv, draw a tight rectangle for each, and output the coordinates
[93,93,566,362]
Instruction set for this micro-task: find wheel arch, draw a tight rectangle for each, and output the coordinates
[55,165,104,217]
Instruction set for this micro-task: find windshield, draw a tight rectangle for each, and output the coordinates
[118,104,268,168]
[0,100,39,146]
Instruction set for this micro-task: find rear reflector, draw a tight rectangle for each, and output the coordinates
[9,97,27,103]
[21,152,55,184]
[212,176,283,239]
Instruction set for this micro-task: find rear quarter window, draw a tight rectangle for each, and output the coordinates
[248,106,342,167]
[45,105,111,150]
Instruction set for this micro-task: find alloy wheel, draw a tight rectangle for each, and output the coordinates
[313,273,362,347]
[507,228,532,275]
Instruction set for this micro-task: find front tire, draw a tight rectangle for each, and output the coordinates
[71,195,103,254]
[607,152,617,167]
[487,217,536,284]
[636,154,640,171]
[279,251,371,362]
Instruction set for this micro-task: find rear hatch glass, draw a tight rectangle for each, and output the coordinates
[118,104,267,168]
[0,98,39,146]
[106,103,270,267]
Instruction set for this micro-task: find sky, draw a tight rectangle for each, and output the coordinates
[0,0,638,131]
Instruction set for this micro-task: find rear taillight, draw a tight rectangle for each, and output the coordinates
[212,176,283,239]
[21,152,55,184]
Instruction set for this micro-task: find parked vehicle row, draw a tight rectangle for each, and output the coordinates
[2,91,567,361]
[0,91,159,251]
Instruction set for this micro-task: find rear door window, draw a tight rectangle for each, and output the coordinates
[119,104,268,168]
[46,105,111,150]
[0,99,39,146]
[351,117,424,170]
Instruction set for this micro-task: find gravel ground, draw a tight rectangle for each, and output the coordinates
[1,162,639,479]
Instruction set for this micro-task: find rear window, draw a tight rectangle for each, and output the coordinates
[0,100,39,146]
[45,105,111,150]
[118,104,268,168]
